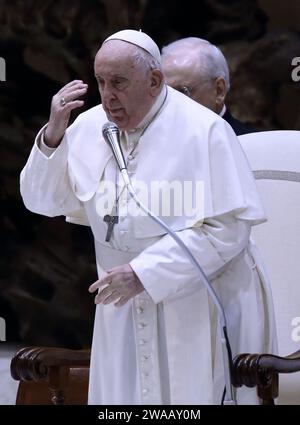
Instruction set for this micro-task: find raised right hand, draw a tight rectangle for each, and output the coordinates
[44,80,88,148]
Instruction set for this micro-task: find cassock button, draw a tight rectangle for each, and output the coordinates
[142,388,149,395]
[138,323,146,329]
[136,307,143,314]
[142,355,150,361]
[128,154,134,161]
[141,372,148,378]
[139,339,147,345]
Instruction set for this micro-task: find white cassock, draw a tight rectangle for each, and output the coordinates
[20,86,277,405]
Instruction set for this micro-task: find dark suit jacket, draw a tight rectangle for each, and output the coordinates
[223,109,257,136]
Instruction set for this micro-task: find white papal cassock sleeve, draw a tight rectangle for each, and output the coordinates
[20,125,88,224]
[130,213,250,303]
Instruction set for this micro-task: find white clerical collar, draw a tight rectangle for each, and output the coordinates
[219,104,226,117]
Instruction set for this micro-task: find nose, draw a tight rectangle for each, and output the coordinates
[100,84,117,103]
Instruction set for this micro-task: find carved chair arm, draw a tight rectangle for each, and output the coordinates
[232,349,300,404]
[10,346,91,405]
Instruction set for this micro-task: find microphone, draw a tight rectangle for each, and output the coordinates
[102,122,127,172]
[102,121,236,405]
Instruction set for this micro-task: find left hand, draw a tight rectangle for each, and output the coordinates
[88,264,144,307]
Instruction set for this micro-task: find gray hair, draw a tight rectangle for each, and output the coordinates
[161,37,230,90]
[131,44,162,73]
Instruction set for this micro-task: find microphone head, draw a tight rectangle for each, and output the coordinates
[102,121,126,171]
[102,121,119,139]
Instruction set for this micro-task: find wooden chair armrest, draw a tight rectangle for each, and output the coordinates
[10,347,90,405]
[232,350,300,404]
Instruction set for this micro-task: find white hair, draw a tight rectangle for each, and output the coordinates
[161,37,230,90]
[130,44,162,73]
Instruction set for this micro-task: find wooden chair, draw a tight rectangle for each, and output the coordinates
[10,131,300,405]
[10,347,90,405]
[10,344,300,405]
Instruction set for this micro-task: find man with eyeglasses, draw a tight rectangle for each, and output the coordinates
[161,37,256,136]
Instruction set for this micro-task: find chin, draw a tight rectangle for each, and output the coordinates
[109,116,129,131]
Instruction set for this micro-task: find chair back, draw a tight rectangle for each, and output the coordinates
[238,130,300,404]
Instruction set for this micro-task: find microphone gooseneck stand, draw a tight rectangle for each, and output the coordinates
[102,122,236,405]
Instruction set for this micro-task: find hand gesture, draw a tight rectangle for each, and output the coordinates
[44,80,88,147]
[89,264,144,307]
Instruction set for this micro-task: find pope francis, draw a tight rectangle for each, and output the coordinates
[20,29,277,405]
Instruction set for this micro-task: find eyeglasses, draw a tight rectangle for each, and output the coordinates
[173,78,216,98]
[175,86,192,97]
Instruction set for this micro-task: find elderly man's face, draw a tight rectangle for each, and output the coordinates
[94,41,159,131]
[162,54,219,113]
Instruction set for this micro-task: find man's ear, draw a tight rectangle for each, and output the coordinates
[149,69,164,96]
[214,77,227,107]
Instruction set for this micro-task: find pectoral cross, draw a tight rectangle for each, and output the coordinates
[103,210,119,242]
